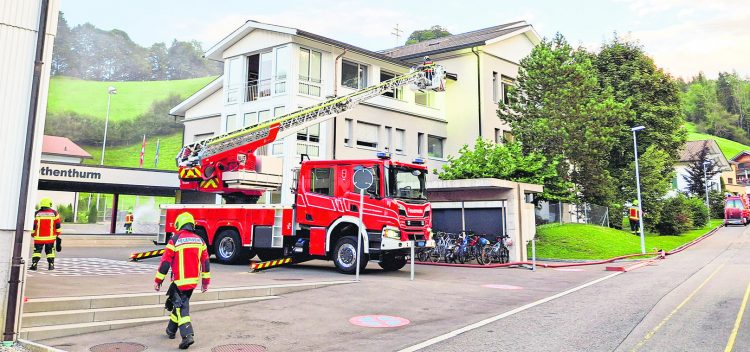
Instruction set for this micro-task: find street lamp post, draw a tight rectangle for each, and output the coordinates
[702,161,710,213]
[95,87,117,213]
[632,125,646,254]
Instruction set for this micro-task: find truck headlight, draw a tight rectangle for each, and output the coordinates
[383,228,401,240]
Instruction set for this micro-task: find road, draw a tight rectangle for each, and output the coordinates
[431,224,750,352]
[37,225,749,351]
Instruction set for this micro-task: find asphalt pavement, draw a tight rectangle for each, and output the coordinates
[32,225,749,352]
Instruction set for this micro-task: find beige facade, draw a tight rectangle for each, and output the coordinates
[171,21,540,205]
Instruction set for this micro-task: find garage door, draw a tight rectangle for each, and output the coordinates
[432,201,506,236]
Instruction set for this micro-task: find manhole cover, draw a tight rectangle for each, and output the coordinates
[350,315,410,328]
[272,278,303,281]
[90,342,146,352]
[212,344,267,352]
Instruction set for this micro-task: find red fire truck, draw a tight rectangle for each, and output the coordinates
[158,60,444,274]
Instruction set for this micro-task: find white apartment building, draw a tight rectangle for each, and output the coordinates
[170,20,540,205]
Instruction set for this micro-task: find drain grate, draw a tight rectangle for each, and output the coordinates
[212,344,267,352]
[90,342,146,352]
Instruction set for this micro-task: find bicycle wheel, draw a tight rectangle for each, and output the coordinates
[416,249,429,262]
[457,248,467,264]
[480,245,492,265]
[499,246,510,264]
[429,248,440,263]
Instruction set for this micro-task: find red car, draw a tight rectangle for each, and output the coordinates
[724,195,750,226]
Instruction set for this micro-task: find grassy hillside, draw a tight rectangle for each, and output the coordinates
[82,132,182,171]
[532,220,723,260]
[685,122,750,159]
[47,76,216,120]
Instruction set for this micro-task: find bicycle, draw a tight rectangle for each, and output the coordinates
[481,234,510,265]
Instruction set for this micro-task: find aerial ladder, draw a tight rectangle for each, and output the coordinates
[175,59,446,203]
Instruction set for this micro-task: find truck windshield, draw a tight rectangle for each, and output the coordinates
[386,166,427,201]
[726,199,744,209]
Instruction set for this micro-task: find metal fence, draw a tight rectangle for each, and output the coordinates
[535,201,610,227]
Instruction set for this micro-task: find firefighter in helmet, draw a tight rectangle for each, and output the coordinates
[628,200,641,235]
[30,198,61,271]
[124,210,134,234]
[154,212,210,350]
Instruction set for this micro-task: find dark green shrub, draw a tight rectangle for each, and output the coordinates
[87,205,98,224]
[685,196,709,228]
[709,190,726,219]
[656,194,693,235]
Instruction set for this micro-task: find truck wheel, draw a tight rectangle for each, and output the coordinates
[378,253,407,271]
[214,229,252,264]
[333,236,368,275]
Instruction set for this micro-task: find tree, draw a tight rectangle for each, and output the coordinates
[716,71,740,116]
[498,33,628,205]
[621,146,675,227]
[682,146,720,196]
[436,139,574,202]
[405,26,451,45]
[593,37,685,209]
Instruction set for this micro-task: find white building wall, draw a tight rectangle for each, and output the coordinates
[40,154,83,163]
[673,163,722,194]
[0,0,59,337]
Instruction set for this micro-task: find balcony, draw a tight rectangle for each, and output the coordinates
[246,79,272,102]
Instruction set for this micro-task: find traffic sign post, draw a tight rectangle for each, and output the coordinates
[353,167,374,282]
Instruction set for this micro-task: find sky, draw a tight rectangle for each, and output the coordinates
[60,0,749,79]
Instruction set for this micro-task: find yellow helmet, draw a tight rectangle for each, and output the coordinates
[174,212,195,230]
[40,198,53,208]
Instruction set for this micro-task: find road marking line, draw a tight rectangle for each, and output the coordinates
[631,262,726,352]
[725,280,750,352]
[398,272,623,352]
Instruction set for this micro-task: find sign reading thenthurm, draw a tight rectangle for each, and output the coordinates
[40,166,101,179]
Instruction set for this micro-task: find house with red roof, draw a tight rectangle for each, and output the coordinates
[41,135,92,164]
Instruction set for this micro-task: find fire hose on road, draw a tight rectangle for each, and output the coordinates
[413,224,724,270]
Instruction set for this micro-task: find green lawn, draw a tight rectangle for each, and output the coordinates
[685,122,749,159]
[82,132,182,171]
[531,219,723,260]
[47,76,217,121]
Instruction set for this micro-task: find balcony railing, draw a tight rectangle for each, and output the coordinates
[246,79,272,102]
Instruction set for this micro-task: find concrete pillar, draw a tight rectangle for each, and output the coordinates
[0,0,59,340]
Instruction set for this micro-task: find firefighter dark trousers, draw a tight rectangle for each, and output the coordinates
[629,219,639,233]
[32,243,55,265]
[167,284,194,338]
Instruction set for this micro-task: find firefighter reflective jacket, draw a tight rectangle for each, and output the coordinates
[125,213,134,224]
[154,229,210,291]
[628,207,640,221]
[33,208,61,244]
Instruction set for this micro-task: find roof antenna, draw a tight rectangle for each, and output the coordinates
[391,23,404,46]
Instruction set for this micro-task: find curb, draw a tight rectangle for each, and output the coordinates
[17,339,66,352]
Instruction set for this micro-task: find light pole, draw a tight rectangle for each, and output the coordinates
[95,86,117,213]
[101,86,117,164]
[702,160,711,213]
[632,125,646,254]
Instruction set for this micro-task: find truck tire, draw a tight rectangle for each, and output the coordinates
[214,229,252,264]
[333,236,368,275]
[378,253,407,271]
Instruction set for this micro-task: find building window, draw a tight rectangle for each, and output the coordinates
[501,75,514,105]
[344,118,353,146]
[225,114,239,132]
[356,121,379,149]
[193,132,213,142]
[394,129,405,154]
[299,48,322,96]
[311,168,334,196]
[492,71,498,102]
[384,126,392,151]
[275,46,289,94]
[226,57,243,103]
[428,135,444,159]
[274,106,285,119]
[342,60,367,89]
[417,133,424,156]
[503,130,515,143]
[729,178,734,185]
[258,110,271,123]
[380,71,402,99]
[244,112,258,127]
[494,128,502,144]
[671,176,678,189]
[298,124,320,143]
[415,90,436,108]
